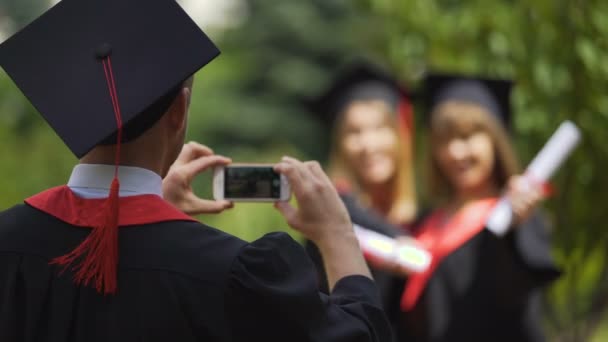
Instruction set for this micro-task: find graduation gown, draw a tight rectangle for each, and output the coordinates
[0,186,392,342]
[306,194,408,339]
[397,202,562,342]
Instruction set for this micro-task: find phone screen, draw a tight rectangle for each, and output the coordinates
[224,166,281,199]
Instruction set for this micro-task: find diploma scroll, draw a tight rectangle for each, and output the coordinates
[354,224,432,273]
[486,121,581,236]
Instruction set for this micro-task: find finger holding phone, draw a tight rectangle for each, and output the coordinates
[162,142,234,215]
[271,157,351,241]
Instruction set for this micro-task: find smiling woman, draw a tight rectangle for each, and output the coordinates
[394,74,562,342]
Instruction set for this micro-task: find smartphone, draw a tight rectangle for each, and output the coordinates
[213,164,291,202]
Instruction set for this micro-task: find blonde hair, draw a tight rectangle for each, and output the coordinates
[328,100,417,224]
[428,100,520,200]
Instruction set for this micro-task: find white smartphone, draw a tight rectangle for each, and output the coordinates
[213,164,291,202]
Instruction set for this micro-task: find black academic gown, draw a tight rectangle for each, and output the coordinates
[306,194,407,340]
[0,193,392,341]
[397,211,562,342]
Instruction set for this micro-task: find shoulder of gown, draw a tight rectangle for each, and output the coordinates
[0,203,251,341]
[227,231,392,342]
[0,203,248,282]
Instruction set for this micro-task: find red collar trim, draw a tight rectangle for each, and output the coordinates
[401,198,498,311]
[25,185,197,227]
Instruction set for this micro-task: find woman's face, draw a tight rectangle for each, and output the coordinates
[340,102,399,188]
[434,130,496,194]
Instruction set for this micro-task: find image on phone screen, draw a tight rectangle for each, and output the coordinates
[225,166,281,199]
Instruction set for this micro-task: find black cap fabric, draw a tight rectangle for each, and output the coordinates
[313,62,409,127]
[425,74,513,129]
[0,0,220,158]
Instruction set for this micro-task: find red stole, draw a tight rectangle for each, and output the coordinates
[25,185,197,227]
[25,186,198,294]
[401,198,498,311]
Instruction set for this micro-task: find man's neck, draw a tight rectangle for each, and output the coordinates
[80,144,165,177]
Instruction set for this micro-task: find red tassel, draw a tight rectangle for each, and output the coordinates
[51,55,123,295]
[51,177,120,295]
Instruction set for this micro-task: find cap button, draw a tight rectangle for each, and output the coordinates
[95,43,113,60]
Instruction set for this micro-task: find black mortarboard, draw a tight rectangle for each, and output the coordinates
[313,62,410,127]
[425,74,513,129]
[0,0,220,158]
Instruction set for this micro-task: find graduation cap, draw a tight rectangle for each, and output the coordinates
[314,62,411,126]
[424,74,513,129]
[0,0,219,295]
[0,0,220,158]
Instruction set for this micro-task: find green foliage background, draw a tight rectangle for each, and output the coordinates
[1,0,607,340]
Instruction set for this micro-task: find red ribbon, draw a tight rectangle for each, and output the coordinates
[401,198,498,311]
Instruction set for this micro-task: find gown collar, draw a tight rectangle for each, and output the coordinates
[26,163,196,227]
[67,164,162,198]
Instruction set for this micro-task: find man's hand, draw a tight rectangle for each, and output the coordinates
[273,156,352,245]
[274,156,371,290]
[162,142,233,216]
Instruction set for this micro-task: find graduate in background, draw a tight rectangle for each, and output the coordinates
[305,62,420,334]
[396,74,562,342]
[0,0,392,340]
[319,63,417,228]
